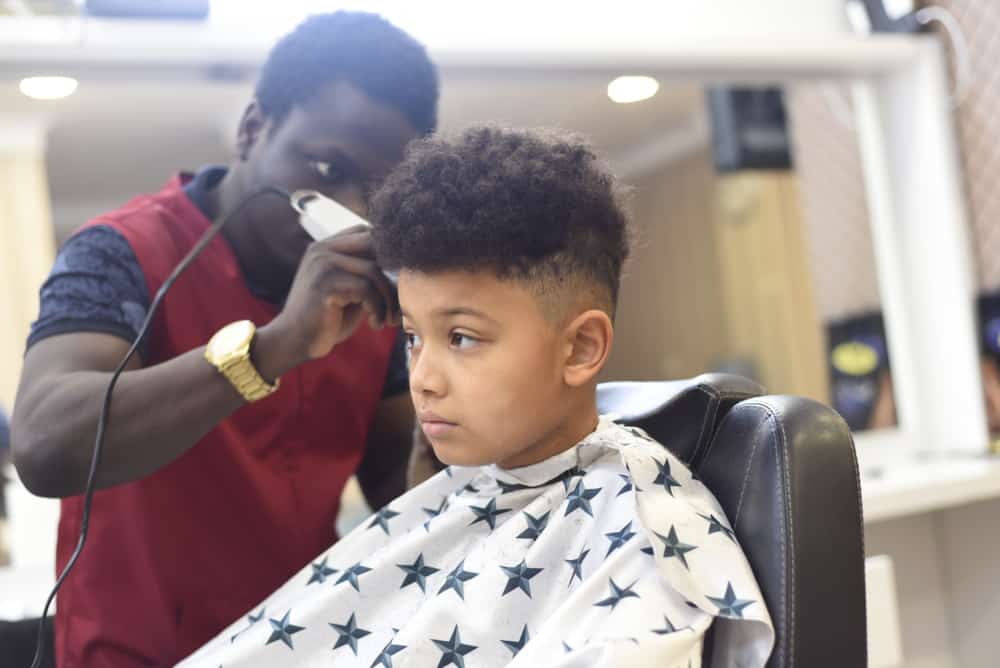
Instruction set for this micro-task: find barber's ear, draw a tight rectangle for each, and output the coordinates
[562,309,613,387]
[235,100,268,161]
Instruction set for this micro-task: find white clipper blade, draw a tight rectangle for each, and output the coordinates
[291,189,370,240]
[290,189,398,286]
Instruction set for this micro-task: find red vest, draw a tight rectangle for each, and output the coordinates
[54,175,396,666]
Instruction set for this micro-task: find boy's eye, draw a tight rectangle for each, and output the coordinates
[308,160,345,183]
[449,332,478,349]
[405,332,422,350]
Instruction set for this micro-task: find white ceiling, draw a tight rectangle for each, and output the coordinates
[3,72,706,235]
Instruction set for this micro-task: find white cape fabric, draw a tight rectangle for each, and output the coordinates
[180,418,774,668]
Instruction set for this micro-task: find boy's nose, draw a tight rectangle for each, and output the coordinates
[409,349,446,397]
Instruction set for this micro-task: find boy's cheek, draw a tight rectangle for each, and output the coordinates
[429,433,496,468]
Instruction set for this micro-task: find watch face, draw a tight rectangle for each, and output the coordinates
[210,320,253,356]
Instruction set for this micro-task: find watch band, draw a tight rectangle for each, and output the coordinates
[218,354,280,402]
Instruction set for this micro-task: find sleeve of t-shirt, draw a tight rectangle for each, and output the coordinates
[26,225,152,362]
[381,329,410,398]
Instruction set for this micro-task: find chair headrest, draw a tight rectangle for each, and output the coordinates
[596,373,764,467]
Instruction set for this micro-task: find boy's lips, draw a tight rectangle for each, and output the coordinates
[419,410,458,438]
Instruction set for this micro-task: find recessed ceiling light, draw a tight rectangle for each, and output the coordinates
[607,76,659,104]
[19,76,78,100]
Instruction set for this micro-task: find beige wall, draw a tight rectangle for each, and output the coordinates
[0,129,56,412]
[604,150,730,382]
[604,150,828,401]
[714,171,829,401]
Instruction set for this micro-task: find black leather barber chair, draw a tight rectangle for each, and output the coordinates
[597,373,867,668]
[2,374,864,668]
[0,616,54,668]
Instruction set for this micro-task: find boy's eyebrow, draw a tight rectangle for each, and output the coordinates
[400,306,500,325]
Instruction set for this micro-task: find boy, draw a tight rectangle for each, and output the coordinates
[179,127,773,667]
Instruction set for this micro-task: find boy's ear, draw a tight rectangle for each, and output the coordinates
[562,309,614,387]
[235,99,268,161]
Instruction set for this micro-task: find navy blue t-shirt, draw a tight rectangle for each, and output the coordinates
[27,167,409,397]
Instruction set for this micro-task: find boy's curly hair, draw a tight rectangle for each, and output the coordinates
[371,126,630,315]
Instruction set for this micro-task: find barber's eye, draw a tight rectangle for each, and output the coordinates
[450,332,478,349]
[308,160,344,182]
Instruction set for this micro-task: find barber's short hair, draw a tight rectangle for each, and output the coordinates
[371,126,631,315]
[255,11,439,134]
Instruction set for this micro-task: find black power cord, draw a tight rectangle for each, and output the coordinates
[28,185,290,668]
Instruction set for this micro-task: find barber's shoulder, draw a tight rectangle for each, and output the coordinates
[59,224,137,265]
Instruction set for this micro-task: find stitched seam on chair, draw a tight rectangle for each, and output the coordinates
[733,415,763,523]
[847,428,867,664]
[738,401,790,668]
[774,409,795,668]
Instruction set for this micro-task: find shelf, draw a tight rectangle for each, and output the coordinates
[862,454,1000,524]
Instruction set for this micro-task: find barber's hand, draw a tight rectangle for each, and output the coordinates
[253,228,398,379]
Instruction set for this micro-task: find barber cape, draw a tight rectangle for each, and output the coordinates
[180,418,774,667]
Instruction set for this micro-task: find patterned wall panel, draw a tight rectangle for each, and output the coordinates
[918,0,1000,291]
[785,84,882,322]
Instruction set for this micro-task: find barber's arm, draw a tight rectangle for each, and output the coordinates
[12,230,396,498]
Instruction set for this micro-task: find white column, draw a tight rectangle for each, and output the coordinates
[852,38,988,454]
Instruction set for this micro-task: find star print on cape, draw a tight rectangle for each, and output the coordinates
[431,625,477,668]
[496,479,532,494]
[336,561,372,592]
[652,614,693,635]
[369,636,406,668]
[437,559,479,600]
[564,479,601,517]
[499,559,544,597]
[397,553,440,593]
[307,557,337,585]
[516,510,550,541]
[422,498,449,531]
[265,610,304,650]
[593,577,640,611]
[175,416,774,668]
[500,625,530,656]
[652,457,682,496]
[699,512,737,542]
[230,607,265,643]
[329,612,370,655]
[368,507,401,535]
[559,467,584,492]
[565,546,590,587]
[468,497,512,530]
[604,520,637,557]
[654,526,698,570]
[616,473,633,497]
[707,582,756,618]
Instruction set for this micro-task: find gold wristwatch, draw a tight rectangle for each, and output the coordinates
[204,320,279,402]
